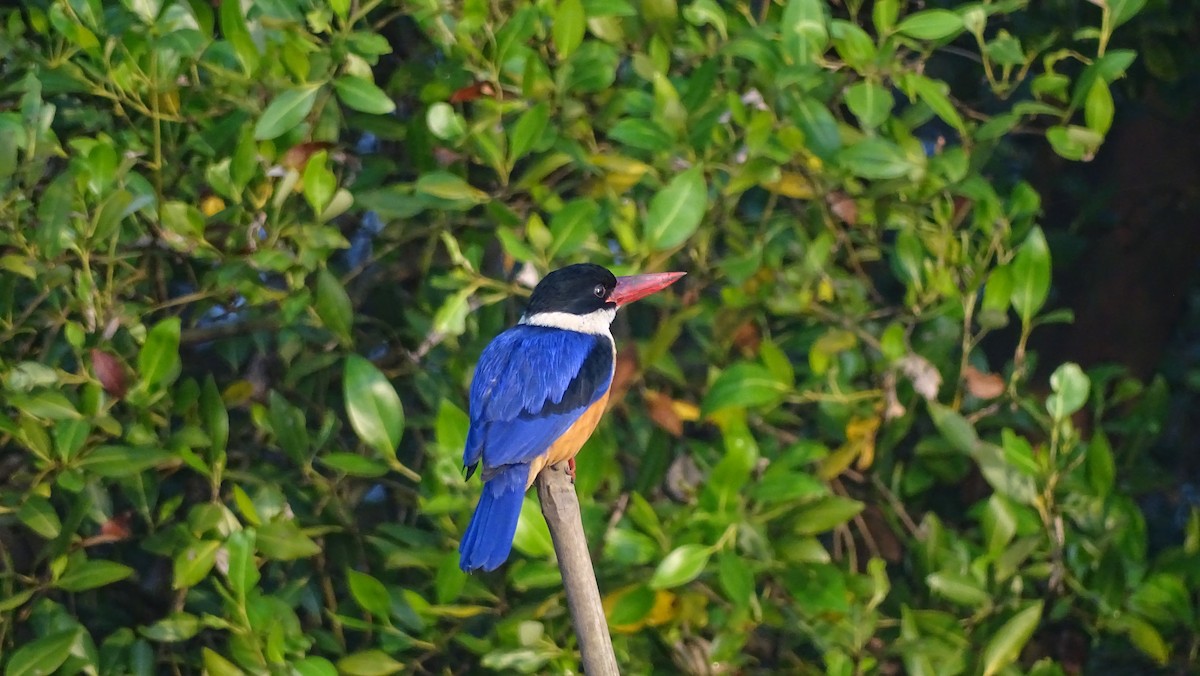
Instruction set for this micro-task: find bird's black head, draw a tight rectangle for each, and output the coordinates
[524,263,618,317]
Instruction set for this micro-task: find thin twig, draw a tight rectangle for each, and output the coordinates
[535,463,619,676]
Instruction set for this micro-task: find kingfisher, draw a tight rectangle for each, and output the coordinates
[458,263,685,572]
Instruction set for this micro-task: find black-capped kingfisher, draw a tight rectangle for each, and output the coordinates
[458,263,685,572]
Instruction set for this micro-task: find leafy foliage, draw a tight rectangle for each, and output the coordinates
[0,0,1196,674]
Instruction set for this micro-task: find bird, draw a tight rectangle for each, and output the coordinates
[458,263,685,572]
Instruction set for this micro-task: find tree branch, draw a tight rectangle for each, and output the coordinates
[535,463,619,676]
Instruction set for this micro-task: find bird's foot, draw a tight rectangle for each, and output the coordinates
[567,458,576,482]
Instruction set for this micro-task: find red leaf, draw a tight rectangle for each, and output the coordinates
[282,141,335,171]
[91,349,127,398]
[448,81,496,103]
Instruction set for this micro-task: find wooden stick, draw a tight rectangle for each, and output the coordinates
[535,463,620,676]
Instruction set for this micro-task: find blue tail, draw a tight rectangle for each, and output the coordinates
[459,464,528,572]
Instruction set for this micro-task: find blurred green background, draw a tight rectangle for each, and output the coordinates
[2,0,1199,673]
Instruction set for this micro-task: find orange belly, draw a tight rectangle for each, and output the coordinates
[525,390,611,488]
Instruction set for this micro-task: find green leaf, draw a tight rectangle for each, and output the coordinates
[344,355,404,461]
[333,75,396,115]
[3,628,82,676]
[896,9,963,40]
[910,74,966,132]
[845,81,893,129]
[717,552,754,606]
[173,540,221,589]
[1109,0,1147,29]
[140,612,201,642]
[0,589,34,613]
[979,264,1013,328]
[607,585,656,626]
[1046,124,1103,161]
[649,544,711,589]
[509,102,551,165]
[435,400,470,457]
[337,651,404,676]
[202,649,243,676]
[792,495,864,534]
[549,199,598,257]
[838,138,914,179]
[1046,362,1089,421]
[985,31,1025,67]
[1009,227,1051,324]
[54,418,89,461]
[1085,79,1114,136]
[830,19,876,71]
[873,0,898,32]
[303,150,337,215]
[604,528,658,565]
[257,520,321,560]
[427,102,467,141]
[348,569,392,619]
[1124,615,1170,665]
[36,173,76,258]
[320,452,389,477]
[415,171,489,204]
[553,0,586,59]
[18,496,61,539]
[982,495,1017,558]
[981,602,1044,676]
[7,391,80,420]
[269,391,309,462]
[254,86,320,140]
[785,563,848,614]
[644,165,706,250]
[682,0,727,39]
[793,98,842,159]
[1129,572,1192,630]
[702,362,788,415]
[560,41,619,93]
[607,118,672,152]
[138,317,182,388]
[294,657,340,676]
[159,200,206,252]
[78,445,174,477]
[224,529,259,598]
[708,412,759,506]
[926,571,992,607]
[315,268,353,343]
[201,376,229,457]
[1087,431,1115,497]
[512,496,554,558]
[56,559,134,591]
[219,0,259,73]
[781,0,829,65]
[91,189,137,241]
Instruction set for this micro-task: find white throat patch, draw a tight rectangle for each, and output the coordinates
[520,307,617,336]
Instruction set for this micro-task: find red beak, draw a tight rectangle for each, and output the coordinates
[609,271,686,306]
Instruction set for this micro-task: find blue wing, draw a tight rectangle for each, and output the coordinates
[463,326,613,473]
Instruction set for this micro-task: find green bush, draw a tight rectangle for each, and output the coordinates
[1,0,1196,673]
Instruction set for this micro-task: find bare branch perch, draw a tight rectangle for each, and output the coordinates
[536,463,620,676]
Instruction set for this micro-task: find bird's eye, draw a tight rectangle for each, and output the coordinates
[593,284,606,298]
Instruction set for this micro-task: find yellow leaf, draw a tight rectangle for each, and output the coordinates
[817,277,835,302]
[590,154,651,194]
[819,415,880,478]
[763,171,815,199]
[671,399,700,422]
[200,195,226,217]
[221,380,255,406]
[602,585,677,633]
[809,328,859,375]
[158,91,180,115]
[645,589,677,627]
